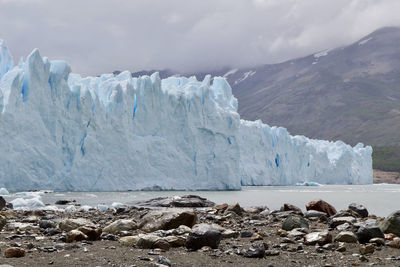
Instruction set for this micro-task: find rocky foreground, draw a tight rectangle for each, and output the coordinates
[0,195,400,267]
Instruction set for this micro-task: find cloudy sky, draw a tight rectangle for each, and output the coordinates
[1,0,400,75]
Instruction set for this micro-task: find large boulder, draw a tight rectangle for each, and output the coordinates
[348,203,369,218]
[103,219,137,234]
[378,210,400,236]
[306,199,337,217]
[185,224,222,250]
[356,226,384,243]
[139,210,197,232]
[134,195,214,208]
[282,215,309,231]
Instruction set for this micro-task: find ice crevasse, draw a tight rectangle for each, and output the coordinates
[0,41,372,191]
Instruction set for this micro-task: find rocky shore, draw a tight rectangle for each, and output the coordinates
[0,195,400,267]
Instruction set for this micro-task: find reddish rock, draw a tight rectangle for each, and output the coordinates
[5,247,25,258]
[306,199,337,217]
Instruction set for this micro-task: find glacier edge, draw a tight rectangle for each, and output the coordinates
[0,40,372,191]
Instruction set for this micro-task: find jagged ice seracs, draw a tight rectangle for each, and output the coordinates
[0,41,372,191]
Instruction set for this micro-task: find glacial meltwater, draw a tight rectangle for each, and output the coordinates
[3,184,400,217]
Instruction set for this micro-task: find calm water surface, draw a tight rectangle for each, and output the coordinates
[4,184,400,217]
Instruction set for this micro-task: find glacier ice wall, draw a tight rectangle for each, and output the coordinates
[0,41,372,191]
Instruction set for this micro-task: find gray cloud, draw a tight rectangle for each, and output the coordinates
[1,0,400,75]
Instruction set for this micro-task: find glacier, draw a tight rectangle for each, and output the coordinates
[0,41,372,191]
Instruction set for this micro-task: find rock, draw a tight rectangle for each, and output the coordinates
[336,222,351,231]
[139,210,197,232]
[328,216,356,228]
[157,256,172,266]
[103,219,137,234]
[240,230,253,238]
[306,199,337,217]
[251,233,263,241]
[359,244,375,255]
[334,231,358,243]
[388,237,400,248]
[369,238,385,246]
[384,233,396,240]
[172,225,191,235]
[304,231,332,245]
[287,229,307,238]
[354,219,377,229]
[58,218,94,232]
[153,239,171,251]
[66,230,88,243]
[44,228,61,236]
[119,235,142,246]
[282,215,309,231]
[222,229,239,239]
[244,242,265,258]
[185,223,222,250]
[260,208,270,217]
[78,226,102,241]
[55,200,76,205]
[356,226,384,244]
[304,210,327,218]
[5,247,25,258]
[336,245,346,252]
[164,235,185,247]
[137,235,162,249]
[378,210,400,236]
[214,203,228,211]
[0,215,6,230]
[265,250,280,256]
[0,196,6,210]
[134,195,214,208]
[226,203,244,216]
[348,203,369,218]
[39,220,55,229]
[280,203,303,215]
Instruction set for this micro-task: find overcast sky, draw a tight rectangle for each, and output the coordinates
[1,0,400,75]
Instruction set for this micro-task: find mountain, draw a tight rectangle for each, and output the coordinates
[223,27,400,147]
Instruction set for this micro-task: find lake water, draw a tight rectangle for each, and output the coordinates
[4,184,400,217]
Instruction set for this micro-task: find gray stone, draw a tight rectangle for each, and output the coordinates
[282,215,309,231]
[58,218,95,232]
[139,210,197,232]
[103,219,137,234]
[356,226,384,244]
[157,256,171,266]
[334,231,358,243]
[244,242,265,258]
[304,231,332,245]
[134,195,214,208]
[378,210,400,236]
[304,210,327,218]
[328,216,356,228]
[348,203,369,218]
[185,223,222,250]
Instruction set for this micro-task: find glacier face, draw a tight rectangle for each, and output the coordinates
[0,41,372,191]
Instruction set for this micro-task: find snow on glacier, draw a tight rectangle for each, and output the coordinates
[0,40,373,191]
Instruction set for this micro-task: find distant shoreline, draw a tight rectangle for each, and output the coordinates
[373,169,400,184]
